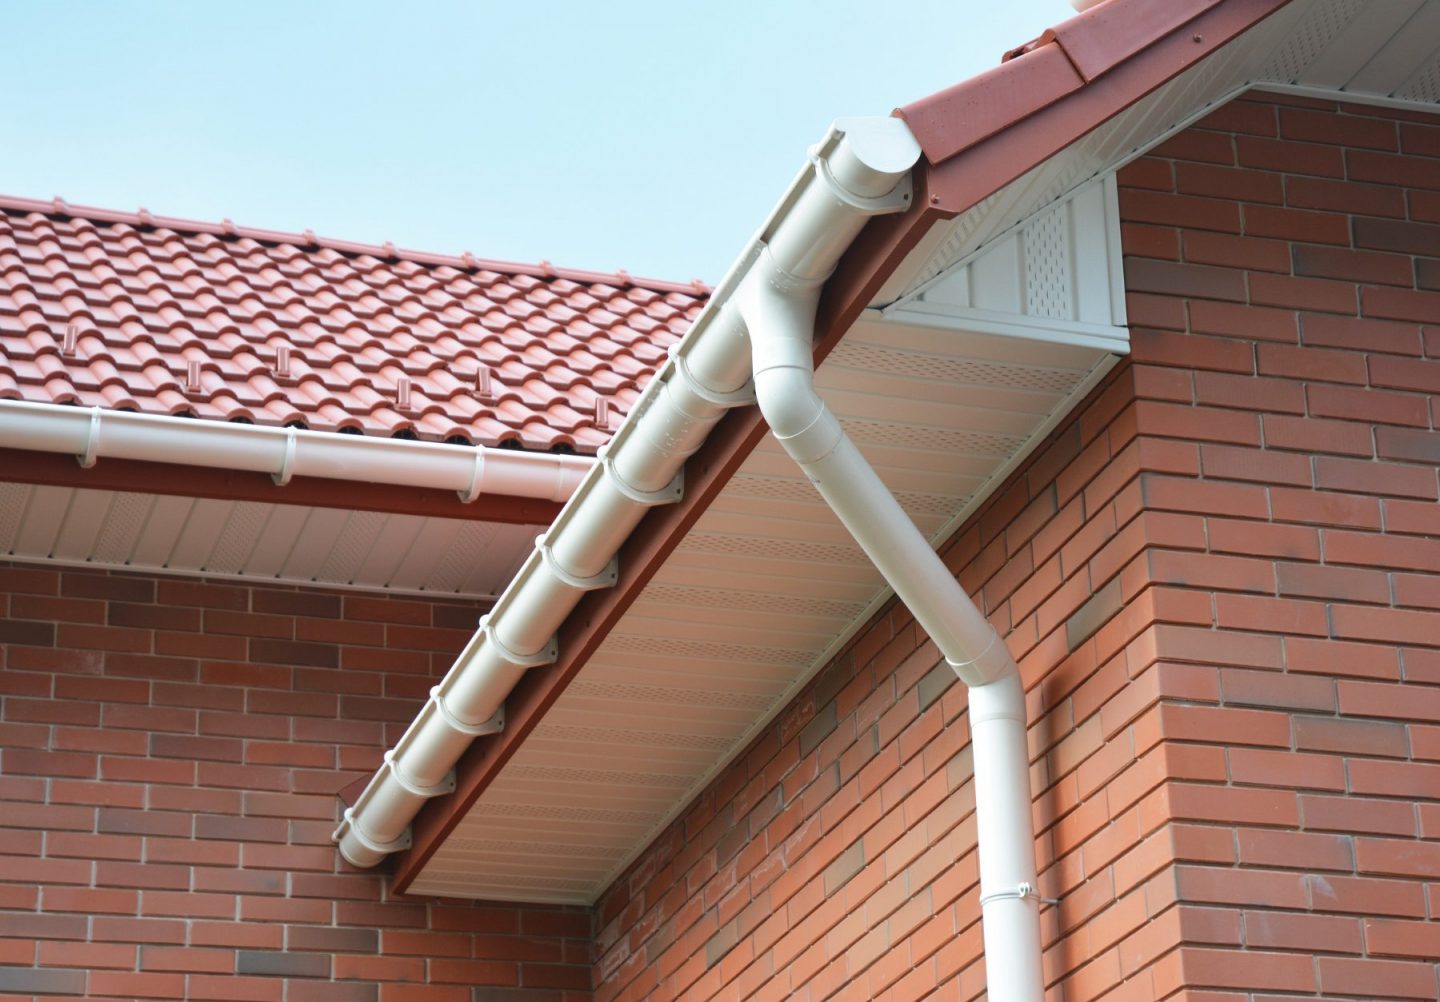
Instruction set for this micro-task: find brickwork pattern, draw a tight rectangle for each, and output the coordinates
[590,91,1440,1001]
[0,565,591,1001]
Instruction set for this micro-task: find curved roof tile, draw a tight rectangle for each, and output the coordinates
[0,196,706,452]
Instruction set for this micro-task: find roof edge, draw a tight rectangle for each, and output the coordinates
[0,193,711,297]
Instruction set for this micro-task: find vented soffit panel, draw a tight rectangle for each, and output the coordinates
[0,482,539,599]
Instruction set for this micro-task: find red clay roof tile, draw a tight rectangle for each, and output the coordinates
[0,196,707,454]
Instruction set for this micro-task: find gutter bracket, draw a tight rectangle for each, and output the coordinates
[77,407,101,468]
[979,881,1059,908]
[272,428,298,486]
[536,533,619,591]
[669,346,757,408]
[477,613,557,669]
[429,687,506,739]
[337,807,412,854]
[457,446,487,503]
[598,444,684,506]
[809,150,914,215]
[382,749,456,798]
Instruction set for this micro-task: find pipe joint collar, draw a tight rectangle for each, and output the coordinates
[750,335,817,379]
[755,244,830,297]
[946,629,1016,689]
[767,393,843,467]
[965,668,1026,726]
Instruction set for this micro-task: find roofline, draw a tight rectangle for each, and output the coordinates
[0,193,711,297]
[0,446,567,527]
[0,400,590,518]
[390,0,1302,892]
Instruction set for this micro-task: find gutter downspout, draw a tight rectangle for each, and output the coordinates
[740,142,1045,1001]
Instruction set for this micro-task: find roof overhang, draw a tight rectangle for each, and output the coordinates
[390,0,1440,902]
[0,402,591,597]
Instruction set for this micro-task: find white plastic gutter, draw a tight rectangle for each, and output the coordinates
[333,117,1042,1001]
[0,400,588,503]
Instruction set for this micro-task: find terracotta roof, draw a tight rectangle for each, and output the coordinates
[0,195,707,454]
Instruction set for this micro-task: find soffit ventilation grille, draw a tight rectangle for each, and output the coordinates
[1261,0,1366,82]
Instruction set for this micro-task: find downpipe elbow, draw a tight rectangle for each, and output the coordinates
[742,261,842,467]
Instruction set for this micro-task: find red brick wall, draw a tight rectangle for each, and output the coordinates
[590,90,1440,1000]
[0,564,592,1001]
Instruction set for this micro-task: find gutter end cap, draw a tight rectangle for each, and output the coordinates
[832,116,923,175]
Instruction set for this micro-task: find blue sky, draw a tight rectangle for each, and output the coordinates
[2,1,1067,283]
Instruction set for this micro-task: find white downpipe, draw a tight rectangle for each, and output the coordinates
[0,400,588,503]
[332,118,924,869]
[742,158,1044,999]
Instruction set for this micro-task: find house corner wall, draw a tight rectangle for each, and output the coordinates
[0,565,593,1001]
[592,89,1440,1001]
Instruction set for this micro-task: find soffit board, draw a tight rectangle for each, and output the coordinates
[0,482,539,599]
[412,303,1124,902]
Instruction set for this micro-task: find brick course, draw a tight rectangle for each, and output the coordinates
[0,567,591,1001]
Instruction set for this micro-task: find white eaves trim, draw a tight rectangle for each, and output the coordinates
[0,400,592,503]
